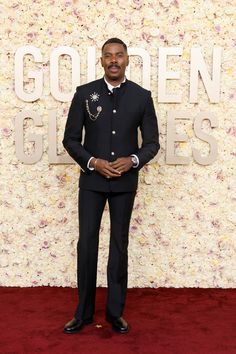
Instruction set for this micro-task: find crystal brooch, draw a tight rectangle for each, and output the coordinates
[90,92,100,102]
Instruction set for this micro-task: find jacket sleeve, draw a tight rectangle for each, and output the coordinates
[135,91,160,170]
[62,87,92,172]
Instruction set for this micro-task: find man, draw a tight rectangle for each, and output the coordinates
[62,38,160,334]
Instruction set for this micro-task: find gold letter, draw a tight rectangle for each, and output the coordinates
[166,110,191,164]
[193,111,218,165]
[15,110,43,163]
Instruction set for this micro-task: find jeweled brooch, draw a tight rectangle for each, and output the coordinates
[90,92,100,102]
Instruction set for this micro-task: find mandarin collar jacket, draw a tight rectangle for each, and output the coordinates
[62,78,160,192]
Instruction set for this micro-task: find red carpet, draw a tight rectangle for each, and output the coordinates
[0,287,235,354]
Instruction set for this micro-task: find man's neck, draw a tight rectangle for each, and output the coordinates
[104,75,126,88]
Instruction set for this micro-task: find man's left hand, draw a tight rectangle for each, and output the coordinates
[109,157,133,174]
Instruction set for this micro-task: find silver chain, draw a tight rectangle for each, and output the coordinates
[86,100,102,121]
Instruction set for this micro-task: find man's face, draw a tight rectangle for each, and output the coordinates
[101,43,129,83]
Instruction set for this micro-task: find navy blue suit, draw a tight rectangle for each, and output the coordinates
[62,78,159,320]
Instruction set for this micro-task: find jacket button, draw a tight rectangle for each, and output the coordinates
[113,109,117,113]
[111,152,115,155]
[112,130,116,134]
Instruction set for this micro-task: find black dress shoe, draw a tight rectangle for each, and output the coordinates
[63,317,93,334]
[106,316,129,333]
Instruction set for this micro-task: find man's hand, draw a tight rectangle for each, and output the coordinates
[110,157,133,174]
[90,158,122,178]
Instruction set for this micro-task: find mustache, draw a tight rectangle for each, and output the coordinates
[108,64,120,69]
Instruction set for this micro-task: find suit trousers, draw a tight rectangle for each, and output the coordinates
[74,188,136,321]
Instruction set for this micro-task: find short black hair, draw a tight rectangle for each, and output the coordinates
[102,38,127,52]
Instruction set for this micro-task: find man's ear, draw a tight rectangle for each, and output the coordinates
[126,55,129,67]
[100,57,104,67]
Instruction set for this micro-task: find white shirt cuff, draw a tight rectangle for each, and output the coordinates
[87,157,95,170]
[131,154,139,168]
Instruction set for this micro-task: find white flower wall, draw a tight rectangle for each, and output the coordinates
[0,0,235,287]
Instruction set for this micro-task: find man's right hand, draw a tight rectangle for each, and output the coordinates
[90,158,121,178]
